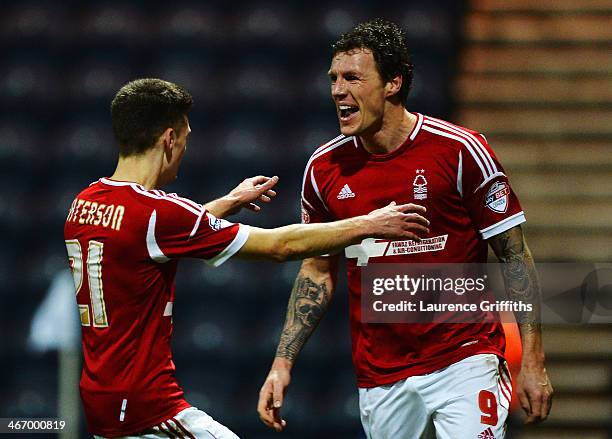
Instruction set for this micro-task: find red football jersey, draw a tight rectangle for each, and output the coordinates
[63,178,249,437]
[301,113,525,388]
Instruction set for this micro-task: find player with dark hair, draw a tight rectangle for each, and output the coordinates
[111,78,195,157]
[258,19,553,438]
[64,78,430,438]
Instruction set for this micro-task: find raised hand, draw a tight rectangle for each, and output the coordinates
[205,175,279,218]
[228,175,279,213]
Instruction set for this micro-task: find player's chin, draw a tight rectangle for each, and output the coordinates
[338,122,360,136]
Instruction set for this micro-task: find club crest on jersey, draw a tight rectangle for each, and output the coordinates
[413,169,428,200]
[485,181,510,213]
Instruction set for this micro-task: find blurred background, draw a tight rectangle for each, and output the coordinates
[0,0,610,438]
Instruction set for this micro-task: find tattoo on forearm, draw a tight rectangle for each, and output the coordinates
[491,227,541,331]
[275,275,331,361]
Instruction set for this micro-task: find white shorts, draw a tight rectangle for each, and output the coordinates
[358,354,512,439]
[93,407,240,439]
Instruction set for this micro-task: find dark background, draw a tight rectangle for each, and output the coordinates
[0,2,462,437]
[2,1,611,439]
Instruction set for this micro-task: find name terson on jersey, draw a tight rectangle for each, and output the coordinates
[66,198,125,231]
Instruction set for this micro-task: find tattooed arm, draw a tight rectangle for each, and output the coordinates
[257,256,339,432]
[489,225,553,423]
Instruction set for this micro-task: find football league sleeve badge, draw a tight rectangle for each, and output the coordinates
[485,181,510,213]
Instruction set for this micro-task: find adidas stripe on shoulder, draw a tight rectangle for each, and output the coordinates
[301,135,354,211]
[99,178,203,217]
[421,117,505,187]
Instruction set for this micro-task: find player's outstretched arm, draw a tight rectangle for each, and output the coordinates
[237,202,429,262]
[258,256,339,432]
[489,225,553,424]
[204,175,279,218]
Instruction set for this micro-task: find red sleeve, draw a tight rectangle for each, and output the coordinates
[301,160,332,224]
[459,133,526,240]
[147,198,249,266]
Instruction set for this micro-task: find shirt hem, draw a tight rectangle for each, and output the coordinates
[356,345,505,388]
[90,400,192,438]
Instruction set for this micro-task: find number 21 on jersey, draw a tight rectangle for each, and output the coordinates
[65,239,109,327]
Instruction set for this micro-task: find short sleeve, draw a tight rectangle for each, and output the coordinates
[459,133,526,240]
[301,162,332,224]
[147,200,249,267]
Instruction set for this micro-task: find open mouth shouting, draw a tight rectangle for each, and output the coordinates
[338,104,360,123]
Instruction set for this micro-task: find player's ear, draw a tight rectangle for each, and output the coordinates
[160,127,175,160]
[385,75,402,99]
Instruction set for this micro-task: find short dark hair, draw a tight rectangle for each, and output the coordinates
[332,18,414,104]
[111,78,193,156]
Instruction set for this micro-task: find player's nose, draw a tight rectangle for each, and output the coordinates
[331,79,347,98]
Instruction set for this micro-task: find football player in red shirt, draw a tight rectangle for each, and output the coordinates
[258,19,553,438]
[64,78,430,438]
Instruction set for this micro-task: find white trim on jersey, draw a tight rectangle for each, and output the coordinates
[480,211,526,240]
[476,171,507,192]
[163,301,173,317]
[131,185,201,216]
[310,167,329,212]
[421,124,501,185]
[99,177,139,187]
[457,150,463,197]
[312,133,345,156]
[189,208,207,238]
[167,192,204,211]
[99,178,203,216]
[301,196,315,211]
[301,135,353,211]
[426,118,496,176]
[147,210,170,263]
[119,398,127,422]
[302,135,352,190]
[424,117,498,177]
[205,224,250,267]
[410,112,424,141]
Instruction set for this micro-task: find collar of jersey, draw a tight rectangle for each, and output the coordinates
[99,177,145,190]
[356,133,414,162]
[355,112,421,162]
